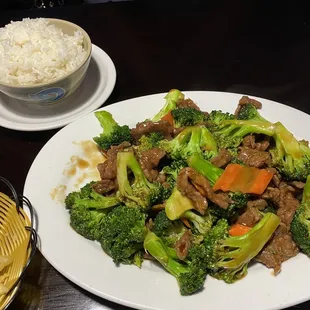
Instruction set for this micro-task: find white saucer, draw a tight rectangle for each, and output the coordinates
[0,44,116,131]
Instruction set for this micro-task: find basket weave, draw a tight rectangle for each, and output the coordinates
[0,177,37,310]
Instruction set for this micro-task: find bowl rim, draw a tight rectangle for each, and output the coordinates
[0,18,92,90]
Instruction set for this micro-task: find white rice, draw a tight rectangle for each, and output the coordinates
[0,18,87,86]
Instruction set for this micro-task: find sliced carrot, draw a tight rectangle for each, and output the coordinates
[213,164,243,192]
[213,164,274,195]
[249,169,274,194]
[229,224,251,236]
[161,111,174,125]
[181,218,191,229]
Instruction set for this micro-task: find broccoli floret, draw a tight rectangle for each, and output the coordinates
[209,192,248,222]
[79,182,96,197]
[236,104,270,122]
[161,159,187,186]
[161,183,174,202]
[209,119,275,153]
[93,111,133,151]
[291,175,310,256]
[65,182,96,209]
[65,191,80,209]
[67,183,120,240]
[159,126,218,161]
[100,205,147,265]
[207,110,235,126]
[182,210,213,236]
[144,230,207,295]
[205,213,280,283]
[152,89,185,122]
[70,207,107,241]
[171,107,208,128]
[66,181,120,210]
[159,160,187,201]
[270,122,310,181]
[206,110,274,152]
[152,210,187,246]
[136,132,164,153]
[187,153,223,186]
[116,151,166,209]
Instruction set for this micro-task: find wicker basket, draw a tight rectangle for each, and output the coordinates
[0,177,37,310]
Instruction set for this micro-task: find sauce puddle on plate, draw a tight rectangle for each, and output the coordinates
[50,140,105,202]
[50,185,67,203]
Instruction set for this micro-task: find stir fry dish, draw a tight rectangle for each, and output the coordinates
[64,89,310,296]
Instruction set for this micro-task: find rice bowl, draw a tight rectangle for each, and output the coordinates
[0,18,92,105]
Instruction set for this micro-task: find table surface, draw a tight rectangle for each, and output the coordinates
[1,1,310,309]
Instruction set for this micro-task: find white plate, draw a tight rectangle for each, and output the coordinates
[0,44,116,132]
[24,92,310,310]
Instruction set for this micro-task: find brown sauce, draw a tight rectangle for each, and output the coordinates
[50,185,67,203]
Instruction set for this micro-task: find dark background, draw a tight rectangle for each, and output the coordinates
[0,0,83,10]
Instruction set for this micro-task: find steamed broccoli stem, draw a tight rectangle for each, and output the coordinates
[100,205,147,265]
[144,231,207,295]
[74,195,119,209]
[160,126,217,161]
[206,213,280,283]
[187,153,223,186]
[133,251,144,268]
[236,104,271,123]
[165,188,195,220]
[93,111,132,151]
[291,175,310,256]
[152,210,187,246]
[200,127,218,159]
[218,213,280,269]
[152,89,185,121]
[171,107,207,128]
[164,188,213,236]
[274,122,304,158]
[95,111,117,135]
[270,122,310,181]
[217,120,275,138]
[116,151,164,209]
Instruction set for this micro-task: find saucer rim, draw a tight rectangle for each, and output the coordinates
[0,44,116,132]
